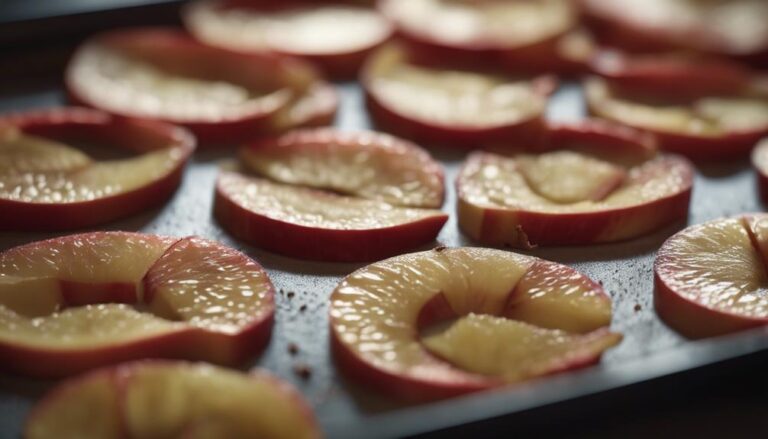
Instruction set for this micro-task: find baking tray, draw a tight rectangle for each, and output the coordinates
[1,4,768,439]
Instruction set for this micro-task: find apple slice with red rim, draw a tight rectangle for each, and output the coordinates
[655,214,768,338]
[0,232,274,377]
[362,44,556,148]
[457,120,694,248]
[585,71,768,160]
[580,0,768,66]
[330,247,621,400]
[66,28,337,145]
[239,128,445,208]
[378,0,577,71]
[184,0,393,79]
[752,139,768,205]
[0,107,194,231]
[25,361,320,439]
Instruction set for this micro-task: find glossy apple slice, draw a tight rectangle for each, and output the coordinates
[184,0,392,79]
[586,76,768,160]
[66,28,335,144]
[240,128,444,208]
[362,44,555,148]
[0,232,274,377]
[654,214,768,338]
[0,107,194,231]
[378,0,576,70]
[752,139,768,205]
[25,361,320,439]
[458,121,693,248]
[214,172,448,262]
[581,0,768,64]
[330,247,621,400]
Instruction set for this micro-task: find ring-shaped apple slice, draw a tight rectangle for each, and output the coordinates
[184,0,392,79]
[330,247,621,400]
[378,0,576,70]
[362,44,555,148]
[457,121,694,248]
[66,28,336,144]
[0,107,194,231]
[752,139,768,205]
[240,128,445,208]
[655,214,768,338]
[214,173,448,262]
[0,232,274,377]
[585,74,768,160]
[25,361,320,439]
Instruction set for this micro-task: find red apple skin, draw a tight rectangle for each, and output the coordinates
[651,129,768,162]
[65,28,327,145]
[543,120,657,160]
[213,179,449,262]
[0,107,195,231]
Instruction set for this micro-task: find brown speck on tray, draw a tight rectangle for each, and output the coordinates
[434,245,447,252]
[288,343,299,355]
[299,304,307,313]
[294,364,312,380]
[287,291,295,299]
[634,304,642,312]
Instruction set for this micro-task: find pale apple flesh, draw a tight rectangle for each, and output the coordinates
[654,215,768,338]
[0,232,275,377]
[330,247,620,400]
[25,362,320,439]
[240,128,445,208]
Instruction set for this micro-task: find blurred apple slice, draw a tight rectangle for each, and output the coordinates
[330,247,619,400]
[362,44,554,147]
[214,172,447,262]
[240,128,444,208]
[654,214,768,338]
[25,361,320,439]
[0,107,194,231]
[752,139,768,205]
[184,0,392,79]
[0,231,274,377]
[457,121,693,247]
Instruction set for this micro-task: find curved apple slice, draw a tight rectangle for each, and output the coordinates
[240,128,445,208]
[752,139,768,205]
[0,232,274,377]
[214,172,448,262]
[362,45,554,147]
[184,0,392,79]
[0,108,194,231]
[581,0,768,61]
[66,28,334,144]
[25,361,320,439]
[586,77,768,160]
[330,247,621,400]
[378,0,576,69]
[457,122,694,248]
[654,215,768,338]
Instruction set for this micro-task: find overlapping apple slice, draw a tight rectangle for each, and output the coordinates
[0,232,274,377]
[752,139,768,205]
[655,214,768,338]
[0,107,194,231]
[378,0,577,71]
[215,128,447,262]
[25,361,320,439]
[580,0,768,65]
[330,247,621,400]
[457,121,694,248]
[66,28,337,145]
[362,45,556,148]
[586,55,768,160]
[184,0,392,79]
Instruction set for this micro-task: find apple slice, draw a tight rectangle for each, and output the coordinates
[654,214,768,338]
[378,0,576,70]
[184,0,393,79]
[0,107,194,231]
[362,44,555,148]
[752,139,768,205]
[457,121,693,248]
[214,172,448,262]
[586,76,768,160]
[66,28,337,145]
[240,128,445,208]
[25,361,320,439]
[330,247,621,400]
[581,0,768,64]
[0,232,274,377]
